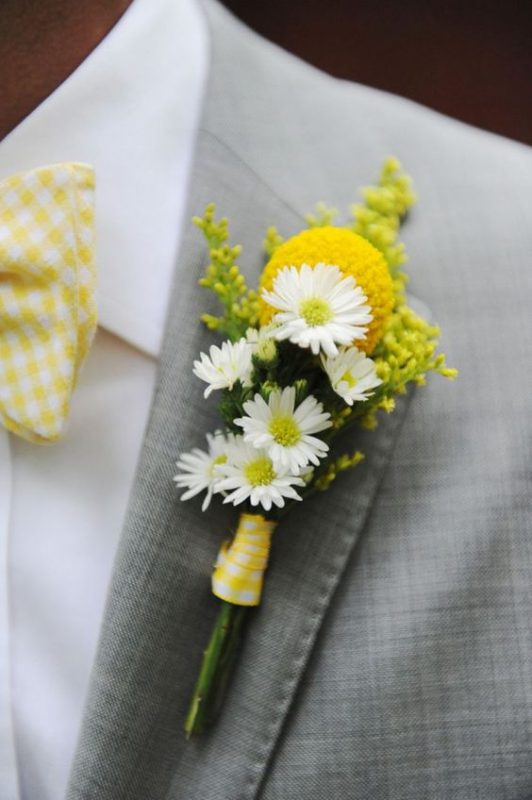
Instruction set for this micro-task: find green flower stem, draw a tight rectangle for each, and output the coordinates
[184,600,248,737]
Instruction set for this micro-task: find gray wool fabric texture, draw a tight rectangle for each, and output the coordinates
[67,1,532,798]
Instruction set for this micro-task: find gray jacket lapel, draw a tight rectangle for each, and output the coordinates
[68,5,416,799]
[68,132,414,800]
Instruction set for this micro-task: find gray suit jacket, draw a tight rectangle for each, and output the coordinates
[67,2,532,798]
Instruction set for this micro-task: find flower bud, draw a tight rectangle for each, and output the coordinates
[256,337,277,364]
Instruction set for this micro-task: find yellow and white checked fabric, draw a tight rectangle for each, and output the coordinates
[0,163,96,443]
[212,514,277,606]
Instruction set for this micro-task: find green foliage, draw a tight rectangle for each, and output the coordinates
[195,204,259,340]
[218,382,253,432]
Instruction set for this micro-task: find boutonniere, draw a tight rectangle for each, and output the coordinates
[175,158,456,736]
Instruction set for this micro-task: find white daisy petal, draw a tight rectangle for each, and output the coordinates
[262,262,373,356]
[174,431,235,510]
[193,338,253,398]
[321,347,382,406]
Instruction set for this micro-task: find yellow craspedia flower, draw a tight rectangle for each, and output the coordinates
[259,226,394,353]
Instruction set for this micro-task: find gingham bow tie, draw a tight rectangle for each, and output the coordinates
[0,163,96,443]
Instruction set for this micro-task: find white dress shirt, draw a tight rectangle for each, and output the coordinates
[0,1,208,797]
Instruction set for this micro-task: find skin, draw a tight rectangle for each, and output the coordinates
[0,0,134,141]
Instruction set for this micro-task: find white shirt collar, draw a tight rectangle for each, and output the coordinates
[0,0,209,358]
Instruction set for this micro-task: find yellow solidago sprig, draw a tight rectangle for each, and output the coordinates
[349,305,458,431]
[195,204,260,340]
[305,201,339,229]
[374,305,457,393]
[351,157,416,299]
[177,159,456,738]
[312,450,365,493]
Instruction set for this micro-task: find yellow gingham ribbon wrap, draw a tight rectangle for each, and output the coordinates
[0,163,96,443]
[212,513,278,606]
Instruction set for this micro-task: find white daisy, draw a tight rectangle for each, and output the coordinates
[261,263,373,357]
[193,338,253,398]
[174,431,233,511]
[215,438,305,512]
[321,347,382,405]
[235,385,332,473]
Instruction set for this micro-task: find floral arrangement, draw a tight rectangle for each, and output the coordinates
[175,158,456,735]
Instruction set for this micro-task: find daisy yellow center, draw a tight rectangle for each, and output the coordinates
[299,297,333,327]
[244,457,276,486]
[208,453,227,476]
[341,371,357,388]
[268,415,301,447]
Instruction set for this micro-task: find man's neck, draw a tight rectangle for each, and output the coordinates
[0,0,134,142]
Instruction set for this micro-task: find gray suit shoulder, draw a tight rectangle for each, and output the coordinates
[203,0,532,212]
